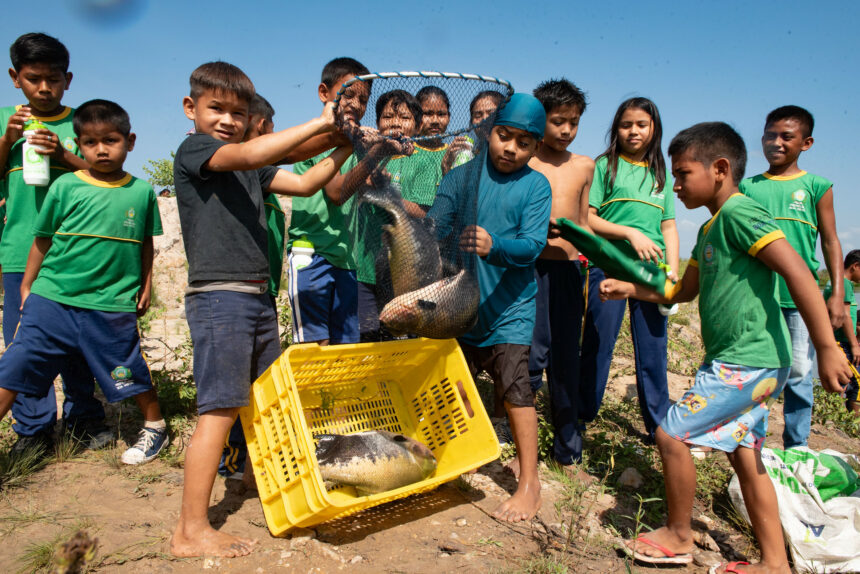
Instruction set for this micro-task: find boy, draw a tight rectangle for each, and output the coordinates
[287,57,370,346]
[526,78,594,477]
[170,61,351,558]
[428,93,552,522]
[0,99,171,466]
[600,122,851,572]
[740,105,845,448]
[824,250,860,413]
[0,32,108,456]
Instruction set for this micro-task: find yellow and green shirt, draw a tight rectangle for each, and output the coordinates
[740,171,832,309]
[690,193,790,368]
[0,105,81,272]
[589,155,675,261]
[30,171,163,312]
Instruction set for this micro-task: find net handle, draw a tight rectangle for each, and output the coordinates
[332,71,515,143]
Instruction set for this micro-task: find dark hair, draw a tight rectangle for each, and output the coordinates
[469,90,504,116]
[765,105,814,138]
[10,33,69,73]
[533,78,587,115]
[668,122,747,185]
[416,86,450,111]
[73,99,131,137]
[845,249,860,269]
[599,97,666,192]
[249,94,275,123]
[375,89,422,127]
[189,61,255,104]
[321,57,370,89]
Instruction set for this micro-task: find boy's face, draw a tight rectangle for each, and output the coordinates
[419,95,450,137]
[488,125,539,174]
[470,96,499,126]
[543,104,581,152]
[9,63,72,115]
[377,101,416,137]
[76,122,134,178]
[671,149,716,209]
[762,118,812,168]
[183,89,249,143]
[319,74,370,126]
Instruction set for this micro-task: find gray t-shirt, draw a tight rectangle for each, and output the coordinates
[174,133,278,283]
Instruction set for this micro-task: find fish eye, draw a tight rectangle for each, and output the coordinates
[393,435,408,442]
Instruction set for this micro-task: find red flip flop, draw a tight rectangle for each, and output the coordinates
[709,561,751,574]
[618,535,694,565]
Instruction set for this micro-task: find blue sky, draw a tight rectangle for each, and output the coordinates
[2,0,858,258]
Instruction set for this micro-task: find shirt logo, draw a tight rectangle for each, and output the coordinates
[789,189,807,213]
[124,207,136,229]
[703,243,715,264]
[649,182,664,199]
[62,136,76,152]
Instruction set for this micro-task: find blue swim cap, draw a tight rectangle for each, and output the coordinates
[494,93,546,140]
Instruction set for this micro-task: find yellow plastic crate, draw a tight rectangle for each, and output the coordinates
[239,338,501,536]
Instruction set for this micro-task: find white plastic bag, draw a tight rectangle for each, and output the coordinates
[728,447,860,573]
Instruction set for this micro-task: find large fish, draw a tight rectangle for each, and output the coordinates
[315,430,437,495]
[379,268,479,339]
[359,190,442,296]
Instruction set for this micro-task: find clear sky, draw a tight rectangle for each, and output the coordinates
[2,0,858,258]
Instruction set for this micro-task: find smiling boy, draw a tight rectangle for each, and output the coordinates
[740,105,845,449]
[428,93,552,522]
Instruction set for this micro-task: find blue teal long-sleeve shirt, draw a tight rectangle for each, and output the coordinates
[428,152,552,346]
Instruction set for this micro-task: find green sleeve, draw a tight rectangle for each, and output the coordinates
[844,278,855,305]
[724,199,782,255]
[813,174,834,204]
[662,169,675,220]
[588,158,607,209]
[146,191,164,237]
[32,182,64,236]
[690,226,703,263]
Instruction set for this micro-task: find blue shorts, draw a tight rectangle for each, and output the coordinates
[185,290,281,414]
[287,253,358,344]
[661,360,789,452]
[0,294,153,403]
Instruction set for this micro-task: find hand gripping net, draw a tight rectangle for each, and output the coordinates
[332,72,513,341]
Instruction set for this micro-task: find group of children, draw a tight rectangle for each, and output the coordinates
[0,31,857,572]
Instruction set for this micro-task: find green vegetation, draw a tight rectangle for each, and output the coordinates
[142,153,175,195]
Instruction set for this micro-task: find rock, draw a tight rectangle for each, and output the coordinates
[455,518,468,527]
[450,532,459,540]
[693,551,724,568]
[692,529,720,552]
[349,556,363,564]
[202,557,221,569]
[311,540,343,563]
[439,552,450,558]
[290,528,316,549]
[617,467,644,489]
[280,551,292,559]
[255,568,264,574]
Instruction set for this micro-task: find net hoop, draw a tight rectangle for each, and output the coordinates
[332,71,515,143]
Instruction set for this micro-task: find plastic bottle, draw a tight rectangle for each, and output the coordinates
[658,303,679,317]
[22,119,50,186]
[291,239,314,270]
[451,135,475,168]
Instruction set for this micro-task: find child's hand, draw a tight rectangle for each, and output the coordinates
[817,344,852,394]
[19,284,30,310]
[851,343,860,366]
[441,136,472,174]
[320,101,337,132]
[825,296,846,331]
[459,225,492,256]
[626,229,664,263]
[136,288,151,316]
[599,279,634,302]
[2,106,31,145]
[27,129,66,161]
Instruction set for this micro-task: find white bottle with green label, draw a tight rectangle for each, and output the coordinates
[22,119,50,186]
[292,238,314,270]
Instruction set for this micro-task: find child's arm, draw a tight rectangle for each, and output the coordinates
[600,263,700,306]
[757,237,852,392]
[661,219,680,280]
[207,104,336,172]
[324,132,412,206]
[137,236,154,317]
[588,207,664,263]
[0,107,30,176]
[280,131,350,165]
[816,188,845,330]
[265,145,353,197]
[577,161,594,231]
[20,237,51,308]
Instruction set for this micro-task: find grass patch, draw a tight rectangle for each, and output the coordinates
[496,554,570,574]
[0,446,50,490]
[811,384,860,438]
[16,520,97,574]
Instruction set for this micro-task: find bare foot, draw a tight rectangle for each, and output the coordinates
[624,526,693,560]
[493,480,540,523]
[504,456,521,480]
[170,524,258,558]
[710,561,791,574]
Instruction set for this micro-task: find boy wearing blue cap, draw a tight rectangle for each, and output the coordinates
[429,93,552,522]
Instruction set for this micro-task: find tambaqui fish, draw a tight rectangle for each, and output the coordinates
[315,430,437,495]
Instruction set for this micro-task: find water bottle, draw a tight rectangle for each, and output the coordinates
[658,303,679,317]
[451,135,475,168]
[292,239,314,270]
[22,119,50,186]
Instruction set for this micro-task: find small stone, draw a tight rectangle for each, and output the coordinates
[450,532,459,539]
[280,551,292,559]
[697,513,714,527]
[311,540,343,563]
[439,552,450,558]
[349,556,363,564]
[202,557,221,569]
[255,568,264,574]
[693,550,724,568]
[290,528,316,549]
[455,518,468,527]
[617,467,644,489]
[431,520,442,526]
[692,529,720,552]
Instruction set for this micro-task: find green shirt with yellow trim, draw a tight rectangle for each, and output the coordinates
[690,193,790,368]
[0,105,81,272]
[823,277,857,344]
[740,170,832,309]
[589,155,675,261]
[264,192,286,297]
[30,171,163,313]
[286,151,359,270]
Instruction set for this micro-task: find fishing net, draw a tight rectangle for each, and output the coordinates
[332,72,514,341]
